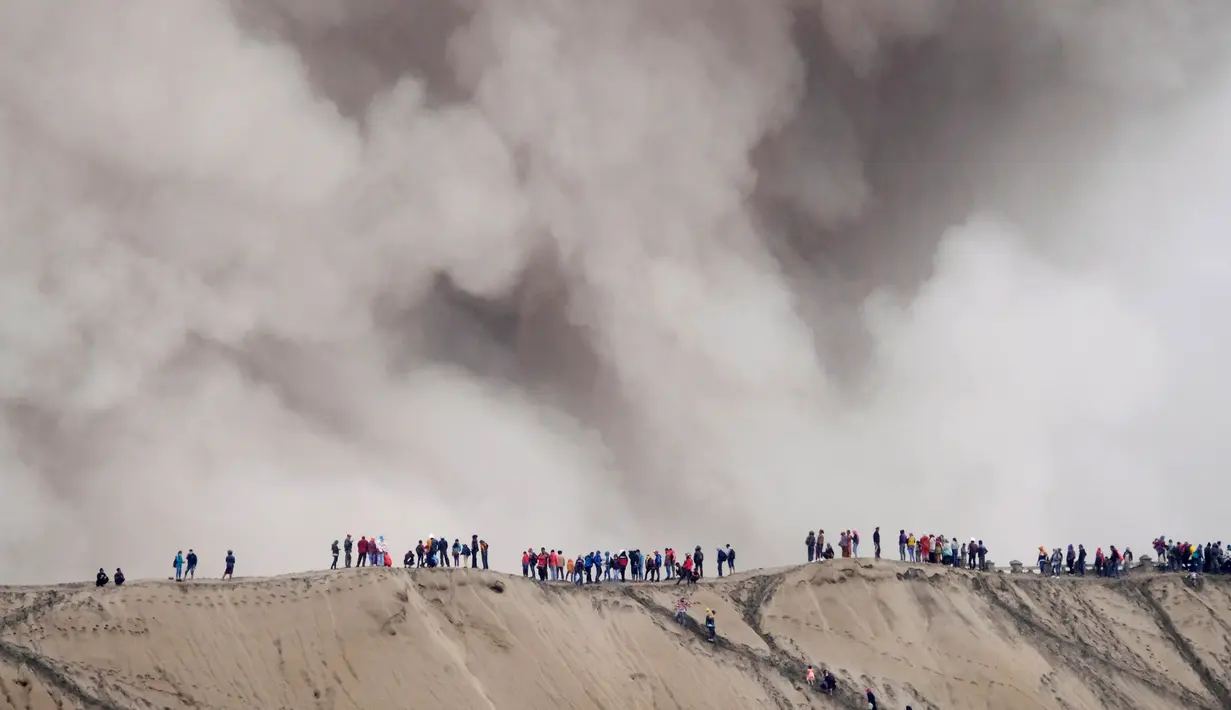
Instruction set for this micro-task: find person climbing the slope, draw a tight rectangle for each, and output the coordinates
[675,597,692,624]
[704,608,717,643]
[357,536,369,568]
[344,534,353,568]
[331,540,340,570]
[96,568,109,587]
[185,549,198,580]
[174,550,184,581]
[806,665,816,688]
[717,546,728,577]
[725,545,735,573]
[114,568,125,586]
[866,687,878,710]
[820,669,836,694]
[223,550,235,580]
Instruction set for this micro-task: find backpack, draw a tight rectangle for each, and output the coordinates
[717,548,728,562]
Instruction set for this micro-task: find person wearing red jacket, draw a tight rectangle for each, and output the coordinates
[357,536,369,568]
[537,547,549,581]
[522,550,531,577]
[549,550,559,580]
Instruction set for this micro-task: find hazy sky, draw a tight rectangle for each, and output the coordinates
[2,0,1231,584]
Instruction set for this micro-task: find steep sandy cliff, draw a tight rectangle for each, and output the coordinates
[0,561,1228,710]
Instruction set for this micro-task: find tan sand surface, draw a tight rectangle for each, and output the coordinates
[0,561,1228,710]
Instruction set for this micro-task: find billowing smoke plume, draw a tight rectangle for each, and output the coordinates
[2,0,1230,583]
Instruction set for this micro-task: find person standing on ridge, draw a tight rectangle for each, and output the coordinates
[694,546,705,578]
[852,530,860,557]
[480,539,489,569]
[453,539,462,568]
[716,546,728,577]
[806,531,817,562]
[899,530,907,561]
[538,547,550,581]
[185,549,198,580]
[725,545,735,573]
[223,550,235,580]
[357,536,369,568]
[331,540,340,570]
[174,551,184,581]
[471,535,480,568]
[343,534,353,568]
[549,549,560,580]
[873,527,881,560]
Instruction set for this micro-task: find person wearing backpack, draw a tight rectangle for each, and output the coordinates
[725,545,736,573]
[693,546,705,578]
[173,551,184,581]
[452,539,462,567]
[716,546,728,577]
[331,540,340,570]
[479,539,489,569]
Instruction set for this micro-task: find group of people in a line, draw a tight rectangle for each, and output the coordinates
[1037,544,1132,577]
[804,528,990,572]
[520,545,736,585]
[805,529,868,561]
[172,549,235,580]
[328,534,490,571]
[94,549,235,587]
[1152,538,1229,575]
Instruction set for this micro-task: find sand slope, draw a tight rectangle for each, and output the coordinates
[0,561,1229,710]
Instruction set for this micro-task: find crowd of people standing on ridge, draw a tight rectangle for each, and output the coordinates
[328,534,490,570]
[517,545,736,585]
[1153,538,1230,575]
[804,528,991,571]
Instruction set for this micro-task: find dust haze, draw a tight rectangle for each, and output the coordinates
[2,0,1230,584]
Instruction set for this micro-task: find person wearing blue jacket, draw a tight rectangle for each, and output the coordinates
[185,549,198,580]
[173,551,184,581]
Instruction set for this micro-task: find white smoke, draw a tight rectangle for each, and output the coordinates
[1,0,1229,583]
